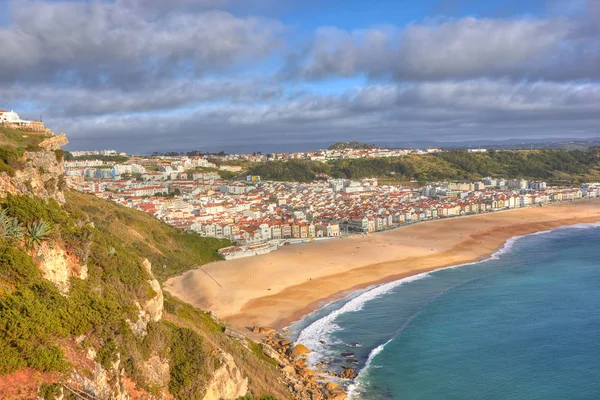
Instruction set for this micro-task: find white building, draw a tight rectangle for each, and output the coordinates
[0,110,31,126]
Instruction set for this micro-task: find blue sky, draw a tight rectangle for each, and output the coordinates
[0,0,598,153]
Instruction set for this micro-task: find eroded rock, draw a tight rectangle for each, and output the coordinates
[202,350,248,400]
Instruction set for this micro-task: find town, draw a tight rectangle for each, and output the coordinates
[64,148,600,260]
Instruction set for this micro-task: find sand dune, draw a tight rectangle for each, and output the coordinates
[164,202,600,332]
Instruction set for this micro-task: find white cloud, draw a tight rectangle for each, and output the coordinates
[288,16,599,81]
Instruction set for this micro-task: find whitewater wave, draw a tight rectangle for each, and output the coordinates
[295,272,433,364]
[346,338,393,398]
[295,221,600,393]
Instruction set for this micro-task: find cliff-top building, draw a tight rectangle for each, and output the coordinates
[0,109,51,133]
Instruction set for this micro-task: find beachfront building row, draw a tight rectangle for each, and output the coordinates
[66,151,595,246]
[73,166,593,247]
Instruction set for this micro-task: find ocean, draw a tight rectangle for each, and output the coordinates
[289,223,600,399]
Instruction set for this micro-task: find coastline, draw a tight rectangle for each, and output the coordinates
[164,201,600,333]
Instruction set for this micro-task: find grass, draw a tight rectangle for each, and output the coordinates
[0,126,51,151]
[64,190,231,282]
[0,190,286,398]
[164,294,291,399]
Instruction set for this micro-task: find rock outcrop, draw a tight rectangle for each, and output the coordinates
[34,241,88,294]
[142,259,164,322]
[259,328,349,400]
[128,259,165,335]
[139,355,171,388]
[0,134,67,202]
[290,344,311,360]
[39,133,68,151]
[336,367,358,380]
[70,353,128,400]
[203,350,248,400]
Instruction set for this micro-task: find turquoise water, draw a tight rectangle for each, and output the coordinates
[290,224,600,399]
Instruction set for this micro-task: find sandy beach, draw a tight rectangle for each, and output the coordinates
[164,202,600,332]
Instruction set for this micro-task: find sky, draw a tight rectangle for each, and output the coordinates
[1,0,599,153]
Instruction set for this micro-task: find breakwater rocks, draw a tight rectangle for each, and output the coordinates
[253,326,356,400]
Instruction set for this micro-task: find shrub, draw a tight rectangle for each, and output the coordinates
[2,194,68,225]
[0,242,41,284]
[0,338,25,374]
[54,149,67,162]
[96,339,118,370]
[39,383,63,400]
[0,146,23,177]
[27,346,69,372]
[168,326,213,400]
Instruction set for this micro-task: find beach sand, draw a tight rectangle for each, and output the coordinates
[164,202,600,332]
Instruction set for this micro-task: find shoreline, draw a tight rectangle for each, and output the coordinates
[164,201,600,333]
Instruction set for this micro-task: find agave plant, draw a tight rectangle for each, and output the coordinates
[108,246,116,256]
[25,219,53,249]
[0,209,24,240]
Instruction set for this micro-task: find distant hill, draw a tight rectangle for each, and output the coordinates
[249,148,600,184]
[328,141,376,150]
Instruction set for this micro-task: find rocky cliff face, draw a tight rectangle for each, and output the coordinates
[0,134,68,202]
[0,132,297,400]
[34,241,88,294]
[128,259,165,336]
[203,351,249,400]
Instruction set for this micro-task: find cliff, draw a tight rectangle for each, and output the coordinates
[0,128,67,202]
[0,129,298,399]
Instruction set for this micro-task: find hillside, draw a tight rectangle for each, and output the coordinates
[327,141,376,150]
[247,149,600,184]
[0,129,301,399]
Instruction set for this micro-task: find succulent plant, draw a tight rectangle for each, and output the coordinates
[0,209,24,240]
[25,219,53,249]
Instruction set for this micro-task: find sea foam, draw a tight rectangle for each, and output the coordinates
[295,272,432,364]
[346,338,393,398]
[295,221,600,394]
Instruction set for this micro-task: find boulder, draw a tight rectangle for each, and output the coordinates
[258,327,276,335]
[282,365,296,375]
[289,344,311,359]
[224,328,246,341]
[326,388,348,400]
[337,367,358,380]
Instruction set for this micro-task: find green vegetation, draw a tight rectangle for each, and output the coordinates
[38,383,63,400]
[65,190,230,281]
[0,128,289,397]
[248,159,331,183]
[435,149,600,182]
[0,126,52,176]
[247,148,600,184]
[328,141,376,150]
[185,166,239,180]
[164,294,291,399]
[25,219,53,249]
[0,209,24,240]
[0,126,50,151]
[168,326,214,399]
[70,154,129,163]
[0,146,23,176]
[0,192,288,397]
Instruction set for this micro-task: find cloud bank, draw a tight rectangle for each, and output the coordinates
[0,0,598,152]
